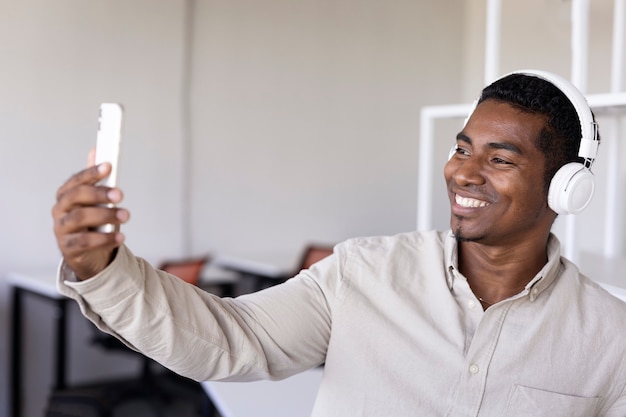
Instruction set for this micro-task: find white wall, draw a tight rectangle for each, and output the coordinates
[0,1,465,416]
[188,0,465,261]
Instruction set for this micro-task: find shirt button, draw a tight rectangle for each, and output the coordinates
[468,300,477,309]
[469,364,479,374]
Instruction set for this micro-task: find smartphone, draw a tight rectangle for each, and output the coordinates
[95,102,124,233]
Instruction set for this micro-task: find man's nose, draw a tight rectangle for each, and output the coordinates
[450,156,486,186]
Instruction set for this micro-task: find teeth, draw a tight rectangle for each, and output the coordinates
[455,194,489,208]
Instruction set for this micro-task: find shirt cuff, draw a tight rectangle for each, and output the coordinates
[59,260,80,283]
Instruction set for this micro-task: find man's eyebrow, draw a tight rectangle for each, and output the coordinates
[455,133,523,155]
[488,142,522,155]
[456,133,471,144]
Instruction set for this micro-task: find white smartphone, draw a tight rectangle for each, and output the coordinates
[95,102,124,233]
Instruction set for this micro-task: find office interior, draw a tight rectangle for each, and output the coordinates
[1,0,625,416]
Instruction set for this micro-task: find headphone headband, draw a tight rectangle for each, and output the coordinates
[500,69,599,164]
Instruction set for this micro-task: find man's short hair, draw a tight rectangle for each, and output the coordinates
[477,73,599,193]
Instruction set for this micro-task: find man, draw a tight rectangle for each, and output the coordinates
[52,70,626,416]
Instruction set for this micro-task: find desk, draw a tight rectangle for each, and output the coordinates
[214,253,296,292]
[200,263,241,297]
[202,368,323,417]
[214,254,294,279]
[7,269,69,417]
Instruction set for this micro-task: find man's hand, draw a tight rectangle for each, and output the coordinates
[52,162,130,280]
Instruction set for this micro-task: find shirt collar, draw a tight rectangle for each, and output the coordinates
[444,231,457,291]
[525,233,562,301]
[443,231,563,301]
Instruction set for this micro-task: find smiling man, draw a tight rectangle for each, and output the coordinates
[447,98,558,306]
[53,70,626,416]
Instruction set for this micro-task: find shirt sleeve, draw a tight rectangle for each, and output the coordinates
[56,244,338,382]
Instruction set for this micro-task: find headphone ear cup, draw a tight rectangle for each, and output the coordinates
[548,162,595,215]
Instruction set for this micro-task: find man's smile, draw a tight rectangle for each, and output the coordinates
[454,193,490,208]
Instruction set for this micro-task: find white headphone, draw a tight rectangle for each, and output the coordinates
[451,69,599,215]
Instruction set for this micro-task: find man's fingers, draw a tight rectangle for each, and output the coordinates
[54,206,130,234]
[55,184,123,216]
[55,163,111,201]
[52,154,127,280]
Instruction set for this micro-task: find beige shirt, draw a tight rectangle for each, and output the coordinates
[58,230,626,417]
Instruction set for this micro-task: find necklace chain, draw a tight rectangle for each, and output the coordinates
[477,297,494,307]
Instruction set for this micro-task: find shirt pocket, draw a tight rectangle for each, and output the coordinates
[505,384,600,417]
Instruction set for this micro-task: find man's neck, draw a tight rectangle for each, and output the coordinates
[458,237,549,307]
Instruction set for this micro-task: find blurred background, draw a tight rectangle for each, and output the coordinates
[1,0,625,416]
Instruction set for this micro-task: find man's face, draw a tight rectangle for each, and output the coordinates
[443,99,557,245]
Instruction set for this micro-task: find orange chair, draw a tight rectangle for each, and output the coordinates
[159,255,210,286]
[296,244,334,271]
[159,255,238,297]
[267,244,333,287]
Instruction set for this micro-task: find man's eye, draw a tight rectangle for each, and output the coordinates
[492,157,511,164]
